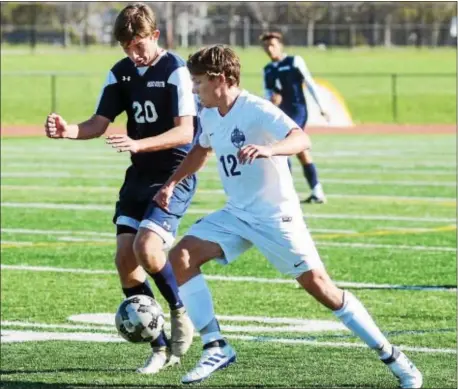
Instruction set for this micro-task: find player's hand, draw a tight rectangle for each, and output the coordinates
[106,134,140,154]
[237,144,273,165]
[320,110,331,123]
[45,113,68,138]
[153,184,174,211]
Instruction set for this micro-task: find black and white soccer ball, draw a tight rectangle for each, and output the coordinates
[115,295,165,343]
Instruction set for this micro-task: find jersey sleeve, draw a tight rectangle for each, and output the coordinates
[167,67,197,118]
[95,70,125,122]
[196,111,212,149]
[263,68,274,100]
[260,102,299,140]
[293,56,324,110]
[263,67,281,99]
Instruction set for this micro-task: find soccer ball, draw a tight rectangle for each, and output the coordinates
[115,295,165,343]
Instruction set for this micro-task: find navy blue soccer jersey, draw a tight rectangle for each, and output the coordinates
[263,55,324,125]
[96,50,196,178]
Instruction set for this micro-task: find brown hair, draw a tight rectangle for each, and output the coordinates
[259,31,283,43]
[114,3,157,45]
[187,45,241,87]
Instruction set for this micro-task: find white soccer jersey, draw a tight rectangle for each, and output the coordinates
[198,90,302,223]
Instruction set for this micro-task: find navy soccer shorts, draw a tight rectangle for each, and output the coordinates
[113,171,196,250]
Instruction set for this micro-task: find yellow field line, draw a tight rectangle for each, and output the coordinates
[315,224,457,240]
[0,241,113,249]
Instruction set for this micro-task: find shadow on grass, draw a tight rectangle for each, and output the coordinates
[0,380,377,389]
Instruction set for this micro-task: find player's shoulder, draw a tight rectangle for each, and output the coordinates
[110,57,135,76]
[161,50,187,69]
[198,106,215,123]
[243,91,279,114]
[263,62,275,73]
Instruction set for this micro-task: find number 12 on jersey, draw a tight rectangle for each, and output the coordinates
[219,154,241,177]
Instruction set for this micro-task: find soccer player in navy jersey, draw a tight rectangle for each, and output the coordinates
[260,31,327,204]
[45,3,195,374]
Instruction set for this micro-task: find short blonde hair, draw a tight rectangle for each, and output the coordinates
[187,45,241,87]
[114,3,157,45]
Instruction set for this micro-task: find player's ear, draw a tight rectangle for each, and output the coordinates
[218,73,226,86]
[152,30,160,41]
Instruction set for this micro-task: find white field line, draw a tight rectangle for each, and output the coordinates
[1,228,114,237]
[2,185,456,203]
[1,202,456,223]
[1,264,456,292]
[2,240,453,252]
[1,156,456,168]
[2,318,347,334]
[2,147,455,159]
[1,172,121,179]
[2,163,456,177]
[0,322,456,354]
[0,227,356,236]
[2,146,455,157]
[2,172,456,187]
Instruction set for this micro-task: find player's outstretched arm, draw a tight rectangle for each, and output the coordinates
[138,116,194,153]
[45,113,110,140]
[271,128,310,156]
[238,129,310,165]
[153,143,212,210]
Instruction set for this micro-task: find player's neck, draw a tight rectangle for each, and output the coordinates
[145,47,163,67]
[271,53,286,63]
[217,87,242,117]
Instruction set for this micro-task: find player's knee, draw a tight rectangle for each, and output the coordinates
[115,245,134,272]
[169,238,195,273]
[133,231,163,272]
[298,268,331,292]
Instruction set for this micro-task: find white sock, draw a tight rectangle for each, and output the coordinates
[312,183,324,198]
[178,274,223,343]
[334,291,393,359]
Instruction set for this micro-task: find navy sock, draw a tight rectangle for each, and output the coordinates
[122,281,168,349]
[148,261,184,311]
[122,280,155,299]
[303,163,319,189]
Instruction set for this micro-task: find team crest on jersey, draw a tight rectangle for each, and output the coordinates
[231,128,245,149]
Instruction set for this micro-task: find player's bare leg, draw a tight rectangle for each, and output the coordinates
[169,237,237,384]
[298,150,326,203]
[134,229,194,363]
[116,233,170,374]
[296,268,423,388]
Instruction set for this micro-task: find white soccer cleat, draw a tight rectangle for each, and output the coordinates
[136,346,168,375]
[384,347,423,388]
[181,341,236,384]
[170,306,194,357]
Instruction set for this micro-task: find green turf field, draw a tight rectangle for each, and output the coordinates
[1,133,456,388]
[1,46,456,125]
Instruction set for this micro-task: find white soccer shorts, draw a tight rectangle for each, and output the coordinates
[186,209,324,278]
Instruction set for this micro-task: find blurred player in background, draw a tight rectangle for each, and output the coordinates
[154,45,423,388]
[45,2,195,374]
[260,31,327,204]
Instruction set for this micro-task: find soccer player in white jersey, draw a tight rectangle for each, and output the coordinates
[153,45,423,388]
